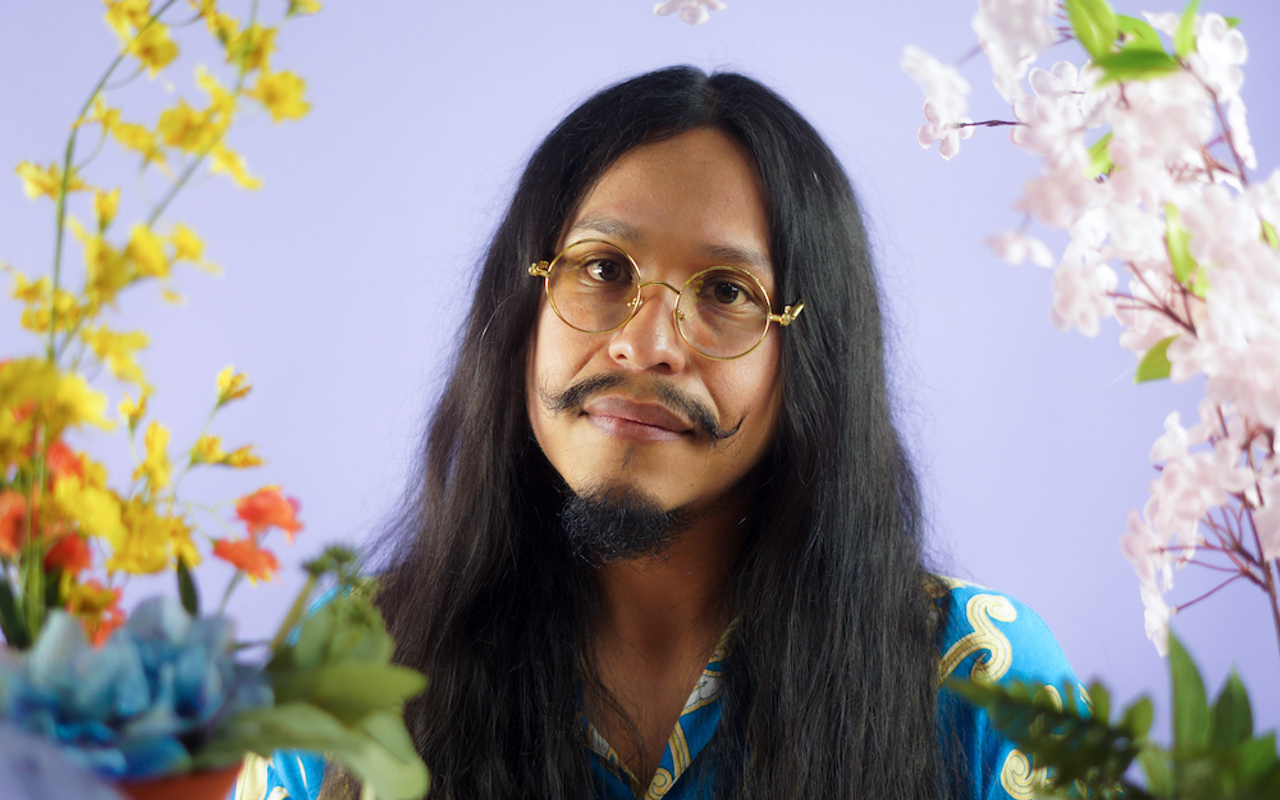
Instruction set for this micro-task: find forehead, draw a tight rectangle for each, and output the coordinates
[562,128,773,279]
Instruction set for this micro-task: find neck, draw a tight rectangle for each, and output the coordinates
[591,493,749,656]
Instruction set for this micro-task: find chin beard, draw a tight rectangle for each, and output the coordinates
[560,484,690,565]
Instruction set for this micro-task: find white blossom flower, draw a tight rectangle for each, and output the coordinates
[971,0,1056,102]
[1139,582,1174,656]
[1047,254,1116,336]
[987,231,1055,267]
[653,0,726,25]
[902,46,975,160]
[1185,14,1247,101]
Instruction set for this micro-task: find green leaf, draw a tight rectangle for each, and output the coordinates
[1117,15,1166,51]
[1165,202,1197,285]
[1138,744,1175,797]
[1237,733,1278,786]
[1135,336,1176,384]
[1225,16,1241,29]
[1121,696,1155,739]
[0,578,31,649]
[177,558,199,617]
[1175,0,1201,56]
[197,703,429,800]
[1263,219,1279,251]
[1086,132,1115,179]
[1093,49,1183,84]
[1066,0,1120,59]
[1210,671,1253,749]
[272,662,428,726]
[1169,634,1210,751]
[1087,680,1112,723]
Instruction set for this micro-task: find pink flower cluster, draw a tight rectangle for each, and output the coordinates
[906,7,1280,656]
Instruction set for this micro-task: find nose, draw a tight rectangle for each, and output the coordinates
[606,281,687,373]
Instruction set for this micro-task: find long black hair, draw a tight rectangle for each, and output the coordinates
[325,66,953,800]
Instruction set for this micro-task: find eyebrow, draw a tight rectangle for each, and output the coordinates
[567,214,774,273]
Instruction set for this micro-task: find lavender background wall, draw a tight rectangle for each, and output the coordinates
[2,0,1277,740]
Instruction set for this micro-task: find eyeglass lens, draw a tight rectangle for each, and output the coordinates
[545,240,772,359]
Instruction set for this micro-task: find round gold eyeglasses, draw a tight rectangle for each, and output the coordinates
[529,239,804,361]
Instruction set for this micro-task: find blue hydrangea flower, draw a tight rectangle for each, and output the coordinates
[0,597,272,779]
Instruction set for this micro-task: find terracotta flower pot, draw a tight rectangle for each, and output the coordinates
[116,762,244,800]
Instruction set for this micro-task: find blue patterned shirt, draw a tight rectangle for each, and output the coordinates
[233,578,1080,800]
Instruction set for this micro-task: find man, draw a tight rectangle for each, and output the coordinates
[248,66,1076,800]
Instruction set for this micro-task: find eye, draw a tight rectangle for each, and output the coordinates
[585,257,627,284]
[694,270,765,312]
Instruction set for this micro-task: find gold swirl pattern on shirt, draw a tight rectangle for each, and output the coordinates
[999,749,1045,800]
[646,767,675,799]
[937,593,1017,686]
[998,683,1063,798]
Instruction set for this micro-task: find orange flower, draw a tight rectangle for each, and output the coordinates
[45,439,85,484]
[0,490,28,558]
[45,533,92,574]
[213,537,279,582]
[234,486,302,542]
[66,579,124,647]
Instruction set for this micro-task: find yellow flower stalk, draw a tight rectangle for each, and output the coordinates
[247,70,310,123]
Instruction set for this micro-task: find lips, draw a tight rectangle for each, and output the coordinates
[581,396,692,442]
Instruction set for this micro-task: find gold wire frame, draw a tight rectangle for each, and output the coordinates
[528,238,804,361]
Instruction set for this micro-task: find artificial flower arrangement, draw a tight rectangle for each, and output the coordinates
[0,2,428,798]
[902,0,1280,796]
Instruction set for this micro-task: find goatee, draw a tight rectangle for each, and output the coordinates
[560,484,690,565]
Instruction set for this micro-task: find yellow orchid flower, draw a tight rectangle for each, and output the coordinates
[169,223,220,274]
[127,22,179,77]
[109,120,167,167]
[120,392,148,434]
[52,475,129,550]
[0,360,114,440]
[110,498,194,574]
[209,142,262,189]
[196,66,237,118]
[227,23,276,72]
[126,223,170,279]
[104,0,150,40]
[247,70,310,123]
[16,161,88,201]
[190,433,227,465]
[93,188,121,228]
[157,99,221,153]
[133,420,172,490]
[224,445,264,468]
[288,0,323,16]
[81,325,150,389]
[9,271,84,335]
[215,365,251,407]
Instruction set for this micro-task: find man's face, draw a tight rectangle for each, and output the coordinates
[526,128,783,518]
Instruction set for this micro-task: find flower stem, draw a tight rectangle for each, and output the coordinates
[268,573,316,657]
